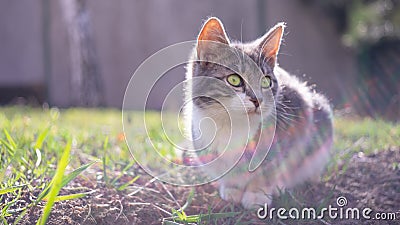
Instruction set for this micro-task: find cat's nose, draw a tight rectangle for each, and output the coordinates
[250,97,262,108]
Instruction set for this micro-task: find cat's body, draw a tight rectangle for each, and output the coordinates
[185,17,333,208]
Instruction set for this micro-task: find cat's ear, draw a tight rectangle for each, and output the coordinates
[197,17,230,60]
[258,22,285,68]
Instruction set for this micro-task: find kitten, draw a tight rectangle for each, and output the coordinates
[185,17,333,209]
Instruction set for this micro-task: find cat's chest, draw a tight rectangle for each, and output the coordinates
[191,107,261,152]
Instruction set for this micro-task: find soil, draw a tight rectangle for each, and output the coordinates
[4,148,400,225]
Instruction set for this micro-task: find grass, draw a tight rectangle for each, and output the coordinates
[0,107,130,224]
[329,114,400,177]
[0,107,399,224]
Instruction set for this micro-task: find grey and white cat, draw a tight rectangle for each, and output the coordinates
[185,17,333,209]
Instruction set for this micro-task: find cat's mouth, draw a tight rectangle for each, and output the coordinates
[247,108,261,115]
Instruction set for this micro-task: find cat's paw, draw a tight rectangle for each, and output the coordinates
[241,191,272,209]
[219,185,243,203]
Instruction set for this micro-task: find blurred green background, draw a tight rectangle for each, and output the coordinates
[0,0,399,120]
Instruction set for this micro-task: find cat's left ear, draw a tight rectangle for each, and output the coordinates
[258,22,285,68]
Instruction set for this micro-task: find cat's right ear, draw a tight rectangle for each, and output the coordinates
[197,17,230,60]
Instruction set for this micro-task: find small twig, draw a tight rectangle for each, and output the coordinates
[128,177,157,196]
[287,190,304,207]
[318,218,331,225]
[152,203,172,216]
[94,193,103,199]
[211,197,224,212]
[82,204,94,224]
[339,137,365,158]
[62,186,91,191]
[127,184,160,194]
[158,181,181,209]
[121,212,129,223]
[96,203,110,207]
[114,200,123,222]
[127,202,151,206]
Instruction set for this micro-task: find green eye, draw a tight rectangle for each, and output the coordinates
[226,74,243,87]
[261,76,272,88]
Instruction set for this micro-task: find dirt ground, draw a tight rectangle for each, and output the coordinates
[5,147,400,225]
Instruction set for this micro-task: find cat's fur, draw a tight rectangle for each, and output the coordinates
[185,17,333,209]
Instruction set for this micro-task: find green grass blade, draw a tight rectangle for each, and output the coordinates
[174,212,240,223]
[117,175,140,191]
[103,136,109,150]
[36,161,97,203]
[102,136,109,185]
[1,216,9,225]
[111,161,136,185]
[35,182,53,204]
[171,208,186,221]
[2,188,23,219]
[0,162,9,183]
[0,147,25,183]
[60,161,98,188]
[0,139,14,152]
[12,207,28,225]
[10,190,30,225]
[0,184,27,195]
[34,128,49,150]
[178,188,194,212]
[3,129,16,150]
[37,140,71,225]
[43,190,96,202]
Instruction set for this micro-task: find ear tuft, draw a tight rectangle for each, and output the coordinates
[259,22,285,67]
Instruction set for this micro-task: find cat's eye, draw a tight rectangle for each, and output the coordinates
[261,76,272,88]
[226,74,243,87]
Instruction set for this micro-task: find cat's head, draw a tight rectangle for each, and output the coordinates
[188,17,284,121]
